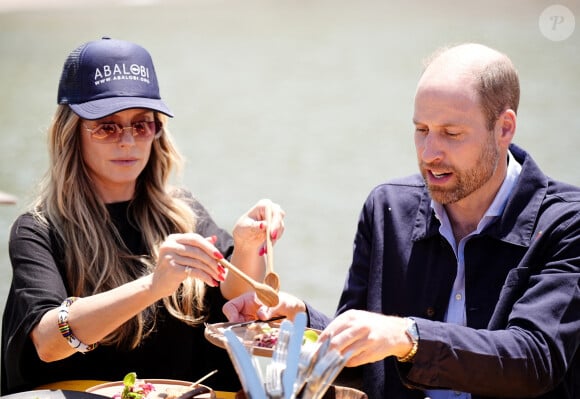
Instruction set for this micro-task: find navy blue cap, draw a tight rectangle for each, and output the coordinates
[57,37,173,119]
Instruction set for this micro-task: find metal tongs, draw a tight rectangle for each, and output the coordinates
[293,337,331,396]
[299,347,352,399]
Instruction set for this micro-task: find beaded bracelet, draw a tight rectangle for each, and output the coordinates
[57,297,99,353]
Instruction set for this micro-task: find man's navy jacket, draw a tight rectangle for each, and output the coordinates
[308,144,580,399]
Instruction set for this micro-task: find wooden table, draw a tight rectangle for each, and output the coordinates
[36,380,235,399]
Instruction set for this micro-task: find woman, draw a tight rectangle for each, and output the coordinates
[1,37,285,394]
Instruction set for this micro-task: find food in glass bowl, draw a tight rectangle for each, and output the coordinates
[247,322,320,349]
[204,319,321,357]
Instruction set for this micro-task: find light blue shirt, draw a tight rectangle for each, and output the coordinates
[424,151,521,399]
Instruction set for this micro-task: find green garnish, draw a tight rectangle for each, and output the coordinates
[303,329,319,343]
[123,372,137,387]
[121,372,137,399]
[119,372,154,399]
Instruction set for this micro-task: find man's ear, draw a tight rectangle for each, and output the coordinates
[496,109,516,144]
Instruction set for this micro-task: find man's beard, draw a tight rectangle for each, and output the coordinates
[421,136,500,205]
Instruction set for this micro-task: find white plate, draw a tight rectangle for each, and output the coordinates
[86,379,214,399]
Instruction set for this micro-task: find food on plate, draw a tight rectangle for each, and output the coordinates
[108,372,211,399]
[247,322,320,349]
[117,372,155,399]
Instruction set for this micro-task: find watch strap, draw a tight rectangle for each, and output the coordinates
[397,318,419,363]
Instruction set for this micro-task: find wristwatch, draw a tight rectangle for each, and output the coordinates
[397,318,419,363]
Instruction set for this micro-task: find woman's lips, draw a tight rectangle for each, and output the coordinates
[111,158,138,166]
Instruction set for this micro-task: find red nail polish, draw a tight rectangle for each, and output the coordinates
[218,272,226,281]
[218,264,226,273]
[213,251,224,259]
[259,222,264,230]
[271,230,278,240]
[259,247,265,256]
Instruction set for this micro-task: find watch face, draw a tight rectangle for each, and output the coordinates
[407,319,419,341]
[398,318,419,363]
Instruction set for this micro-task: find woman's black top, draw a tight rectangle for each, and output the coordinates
[1,195,241,394]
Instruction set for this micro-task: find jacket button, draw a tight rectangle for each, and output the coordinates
[426,307,435,318]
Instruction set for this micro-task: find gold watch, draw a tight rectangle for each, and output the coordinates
[397,318,419,363]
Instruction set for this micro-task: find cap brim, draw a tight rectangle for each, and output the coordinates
[70,97,174,120]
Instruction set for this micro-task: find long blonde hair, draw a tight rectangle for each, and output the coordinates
[33,105,207,349]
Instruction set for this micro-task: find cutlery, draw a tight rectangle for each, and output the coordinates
[301,349,353,399]
[272,320,293,364]
[313,350,353,399]
[263,204,281,292]
[282,312,306,399]
[223,328,266,399]
[226,315,286,329]
[191,369,218,386]
[267,320,292,398]
[293,337,330,396]
[218,258,279,307]
[175,385,211,399]
[265,361,284,399]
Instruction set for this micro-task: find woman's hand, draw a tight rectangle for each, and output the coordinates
[31,233,226,363]
[222,291,306,323]
[152,233,225,298]
[223,199,286,298]
[232,198,285,256]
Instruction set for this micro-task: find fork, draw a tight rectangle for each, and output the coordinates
[265,321,292,398]
[265,362,284,399]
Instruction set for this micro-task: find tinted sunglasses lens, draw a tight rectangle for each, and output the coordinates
[136,121,162,137]
[87,120,162,142]
[132,121,153,137]
[92,124,119,141]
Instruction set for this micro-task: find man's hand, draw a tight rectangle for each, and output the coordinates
[320,310,414,367]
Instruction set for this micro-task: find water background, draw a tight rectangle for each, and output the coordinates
[0,0,579,326]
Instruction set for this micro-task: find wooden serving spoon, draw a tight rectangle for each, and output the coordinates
[263,204,281,291]
[218,258,280,307]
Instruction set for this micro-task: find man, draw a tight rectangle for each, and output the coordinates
[223,43,580,399]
